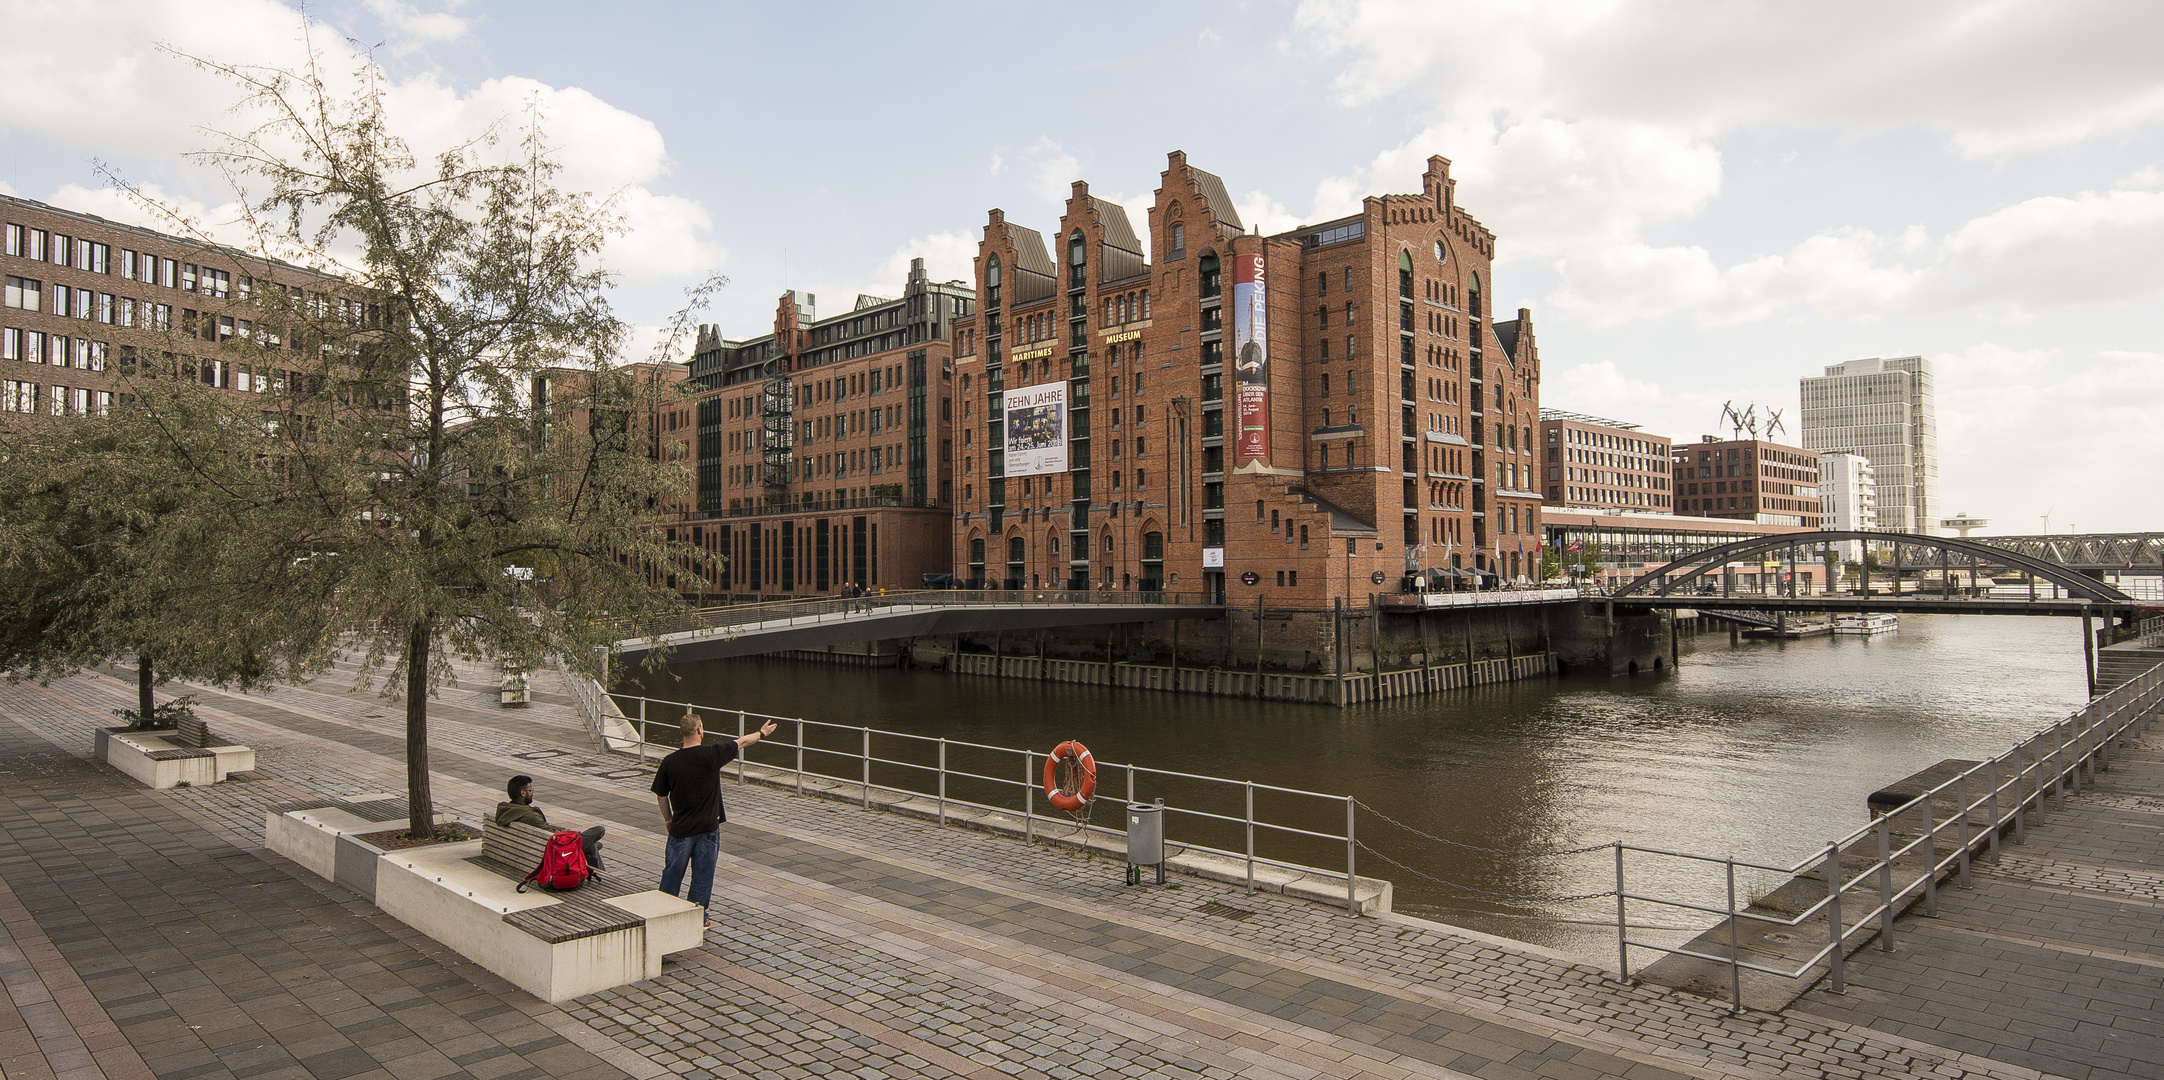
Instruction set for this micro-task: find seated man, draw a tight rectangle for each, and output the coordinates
[497,775,606,870]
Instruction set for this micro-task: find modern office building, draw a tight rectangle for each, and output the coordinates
[945,151,1543,598]
[1800,355,1937,534]
[678,258,973,596]
[1538,409,1672,513]
[1817,451,1878,561]
[3,192,341,419]
[1671,436,1822,527]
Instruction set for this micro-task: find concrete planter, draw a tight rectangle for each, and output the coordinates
[95,726,254,789]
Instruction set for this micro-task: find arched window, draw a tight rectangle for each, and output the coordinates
[986,256,1001,309]
[1198,253,1220,299]
[1467,271,1481,318]
[1143,531,1164,560]
[1398,250,1414,299]
[1069,229,1086,288]
[1434,238,1447,265]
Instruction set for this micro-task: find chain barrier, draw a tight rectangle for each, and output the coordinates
[1353,840,1618,903]
[1355,799,1615,857]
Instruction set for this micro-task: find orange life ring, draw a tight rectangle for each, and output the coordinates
[1042,740,1097,812]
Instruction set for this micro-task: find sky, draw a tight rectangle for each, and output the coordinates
[3,0,2161,533]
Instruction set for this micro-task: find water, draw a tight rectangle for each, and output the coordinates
[631,614,2091,962]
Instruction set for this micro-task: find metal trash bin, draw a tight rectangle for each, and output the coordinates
[1126,799,1164,885]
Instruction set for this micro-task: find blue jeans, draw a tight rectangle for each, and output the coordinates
[660,829,720,915]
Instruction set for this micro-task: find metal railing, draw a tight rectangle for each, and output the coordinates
[550,652,613,752]
[621,588,1217,642]
[606,690,1367,913]
[1613,663,2164,1011]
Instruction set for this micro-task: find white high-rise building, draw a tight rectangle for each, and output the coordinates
[1800,356,1937,534]
[1818,451,1878,561]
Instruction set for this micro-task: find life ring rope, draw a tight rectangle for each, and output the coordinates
[1042,740,1097,813]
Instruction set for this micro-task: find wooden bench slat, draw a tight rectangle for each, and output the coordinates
[504,896,643,943]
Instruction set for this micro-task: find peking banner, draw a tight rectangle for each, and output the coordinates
[1232,252,1269,463]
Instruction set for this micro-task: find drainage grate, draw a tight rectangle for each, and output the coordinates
[1196,902,1255,921]
[593,768,647,780]
[515,750,570,760]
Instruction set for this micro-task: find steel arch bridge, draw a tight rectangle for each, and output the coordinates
[1610,530,2139,606]
[1970,533,2164,574]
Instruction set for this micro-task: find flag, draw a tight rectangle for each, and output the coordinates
[1564,541,1582,553]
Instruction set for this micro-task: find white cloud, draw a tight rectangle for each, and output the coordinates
[1547,360,1664,418]
[1293,0,2164,157]
[361,0,470,52]
[1936,348,2164,532]
[1235,190,1300,236]
[1285,1,2164,329]
[1026,137,1082,207]
[872,230,978,287]
[0,0,718,296]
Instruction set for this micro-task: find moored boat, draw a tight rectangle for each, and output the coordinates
[1833,613,1899,635]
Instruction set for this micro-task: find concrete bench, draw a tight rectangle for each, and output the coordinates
[95,719,255,789]
[372,819,702,1003]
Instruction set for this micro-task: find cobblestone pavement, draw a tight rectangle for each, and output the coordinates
[1793,739,2164,1080]
[2,662,2094,1080]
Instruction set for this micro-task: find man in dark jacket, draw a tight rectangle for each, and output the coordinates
[497,775,606,870]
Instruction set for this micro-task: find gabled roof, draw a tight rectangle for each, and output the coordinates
[1494,319,1519,358]
[1007,224,1056,279]
[1189,166,1244,232]
[1090,197,1143,256]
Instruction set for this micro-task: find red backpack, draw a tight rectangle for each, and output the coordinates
[517,831,590,892]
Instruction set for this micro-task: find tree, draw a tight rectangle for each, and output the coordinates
[95,38,710,838]
[0,382,321,723]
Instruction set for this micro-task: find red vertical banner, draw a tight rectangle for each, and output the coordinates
[1232,253,1269,463]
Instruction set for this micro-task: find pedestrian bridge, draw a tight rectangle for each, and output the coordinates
[1608,530,2146,617]
[616,590,1225,666]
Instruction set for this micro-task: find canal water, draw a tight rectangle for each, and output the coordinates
[635,614,2091,963]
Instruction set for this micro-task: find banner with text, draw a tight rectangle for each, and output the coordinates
[1233,253,1269,463]
[1002,380,1069,477]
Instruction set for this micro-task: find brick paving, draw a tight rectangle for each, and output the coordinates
[1793,740,2164,1080]
[0,659,2118,1080]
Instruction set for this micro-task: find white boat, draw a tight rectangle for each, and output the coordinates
[1833,613,1899,635]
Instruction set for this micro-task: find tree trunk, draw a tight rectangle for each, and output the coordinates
[138,655,155,723]
[405,617,435,838]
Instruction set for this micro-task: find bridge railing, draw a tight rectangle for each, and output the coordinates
[1611,662,2164,1011]
[620,588,1217,642]
[605,691,1366,913]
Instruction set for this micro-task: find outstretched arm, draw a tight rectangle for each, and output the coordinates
[736,718,779,749]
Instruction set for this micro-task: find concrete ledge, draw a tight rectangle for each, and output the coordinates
[264,803,702,1003]
[96,727,253,789]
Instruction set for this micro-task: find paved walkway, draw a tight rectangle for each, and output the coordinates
[0,657,2125,1080]
[1793,729,2164,1080]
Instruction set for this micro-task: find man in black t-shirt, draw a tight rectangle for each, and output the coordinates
[652,710,777,928]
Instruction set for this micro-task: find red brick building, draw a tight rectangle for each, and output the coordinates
[948,152,1543,600]
[1671,436,1823,527]
[678,260,970,597]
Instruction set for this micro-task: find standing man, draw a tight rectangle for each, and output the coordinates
[652,709,777,928]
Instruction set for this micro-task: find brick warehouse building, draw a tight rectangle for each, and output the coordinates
[679,259,971,597]
[948,152,1543,602]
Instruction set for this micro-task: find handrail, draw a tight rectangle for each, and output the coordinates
[605,689,1369,914]
[1610,663,2164,1011]
[616,588,1220,643]
[549,653,608,752]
